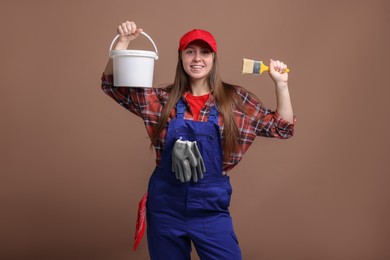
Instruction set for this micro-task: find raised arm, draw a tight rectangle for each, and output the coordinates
[268,59,294,124]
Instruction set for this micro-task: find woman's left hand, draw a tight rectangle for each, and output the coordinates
[269,59,288,86]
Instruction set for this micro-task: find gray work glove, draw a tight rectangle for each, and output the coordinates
[188,141,206,182]
[172,138,207,182]
[172,138,197,182]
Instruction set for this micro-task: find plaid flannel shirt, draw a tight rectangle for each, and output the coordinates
[101,74,295,173]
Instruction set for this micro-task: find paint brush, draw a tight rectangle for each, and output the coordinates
[242,58,290,75]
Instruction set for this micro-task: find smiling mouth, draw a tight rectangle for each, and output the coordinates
[191,65,204,69]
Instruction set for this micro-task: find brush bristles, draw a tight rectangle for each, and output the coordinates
[242,58,255,74]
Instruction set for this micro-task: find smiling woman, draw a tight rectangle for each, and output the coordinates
[101,20,295,260]
[181,39,214,92]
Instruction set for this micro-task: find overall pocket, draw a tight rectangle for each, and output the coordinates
[202,180,232,213]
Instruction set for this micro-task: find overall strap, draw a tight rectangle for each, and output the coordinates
[176,98,186,119]
[208,105,219,124]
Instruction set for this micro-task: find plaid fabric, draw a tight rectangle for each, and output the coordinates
[101,74,295,173]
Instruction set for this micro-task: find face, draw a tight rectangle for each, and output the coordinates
[181,40,214,82]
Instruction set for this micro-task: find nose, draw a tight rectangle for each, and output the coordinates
[193,51,202,61]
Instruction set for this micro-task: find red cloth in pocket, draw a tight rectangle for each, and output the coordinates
[133,192,148,251]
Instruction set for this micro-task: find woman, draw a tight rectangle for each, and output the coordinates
[102,21,295,260]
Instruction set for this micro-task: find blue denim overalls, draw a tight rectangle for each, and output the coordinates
[146,98,242,259]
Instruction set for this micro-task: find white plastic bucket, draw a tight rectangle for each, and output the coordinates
[109,32,159,88]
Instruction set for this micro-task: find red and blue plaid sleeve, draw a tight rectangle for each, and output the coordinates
[235,88,295,139]
[101,73,169,165]
[101,73,153,118]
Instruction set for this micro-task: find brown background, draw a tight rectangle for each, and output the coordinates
[1,0,389,259]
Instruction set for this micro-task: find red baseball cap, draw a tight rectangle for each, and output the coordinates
[178,29,217,53]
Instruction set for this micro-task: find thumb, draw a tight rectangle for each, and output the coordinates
[133,28,143,38]
[269,59,275,71]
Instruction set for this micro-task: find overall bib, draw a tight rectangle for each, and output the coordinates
[146,99,242,260]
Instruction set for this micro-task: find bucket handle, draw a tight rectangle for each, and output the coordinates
[109,31,159,60]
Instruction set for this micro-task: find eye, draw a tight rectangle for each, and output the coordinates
[201,49,211,55]
[185,49,194,54]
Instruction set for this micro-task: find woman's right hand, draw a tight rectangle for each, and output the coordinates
[114,21,143,50]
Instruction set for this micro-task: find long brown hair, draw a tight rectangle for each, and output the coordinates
[151,52,259,157]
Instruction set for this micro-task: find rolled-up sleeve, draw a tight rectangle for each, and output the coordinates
[101,73,159,119]
[251,104,296,139]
